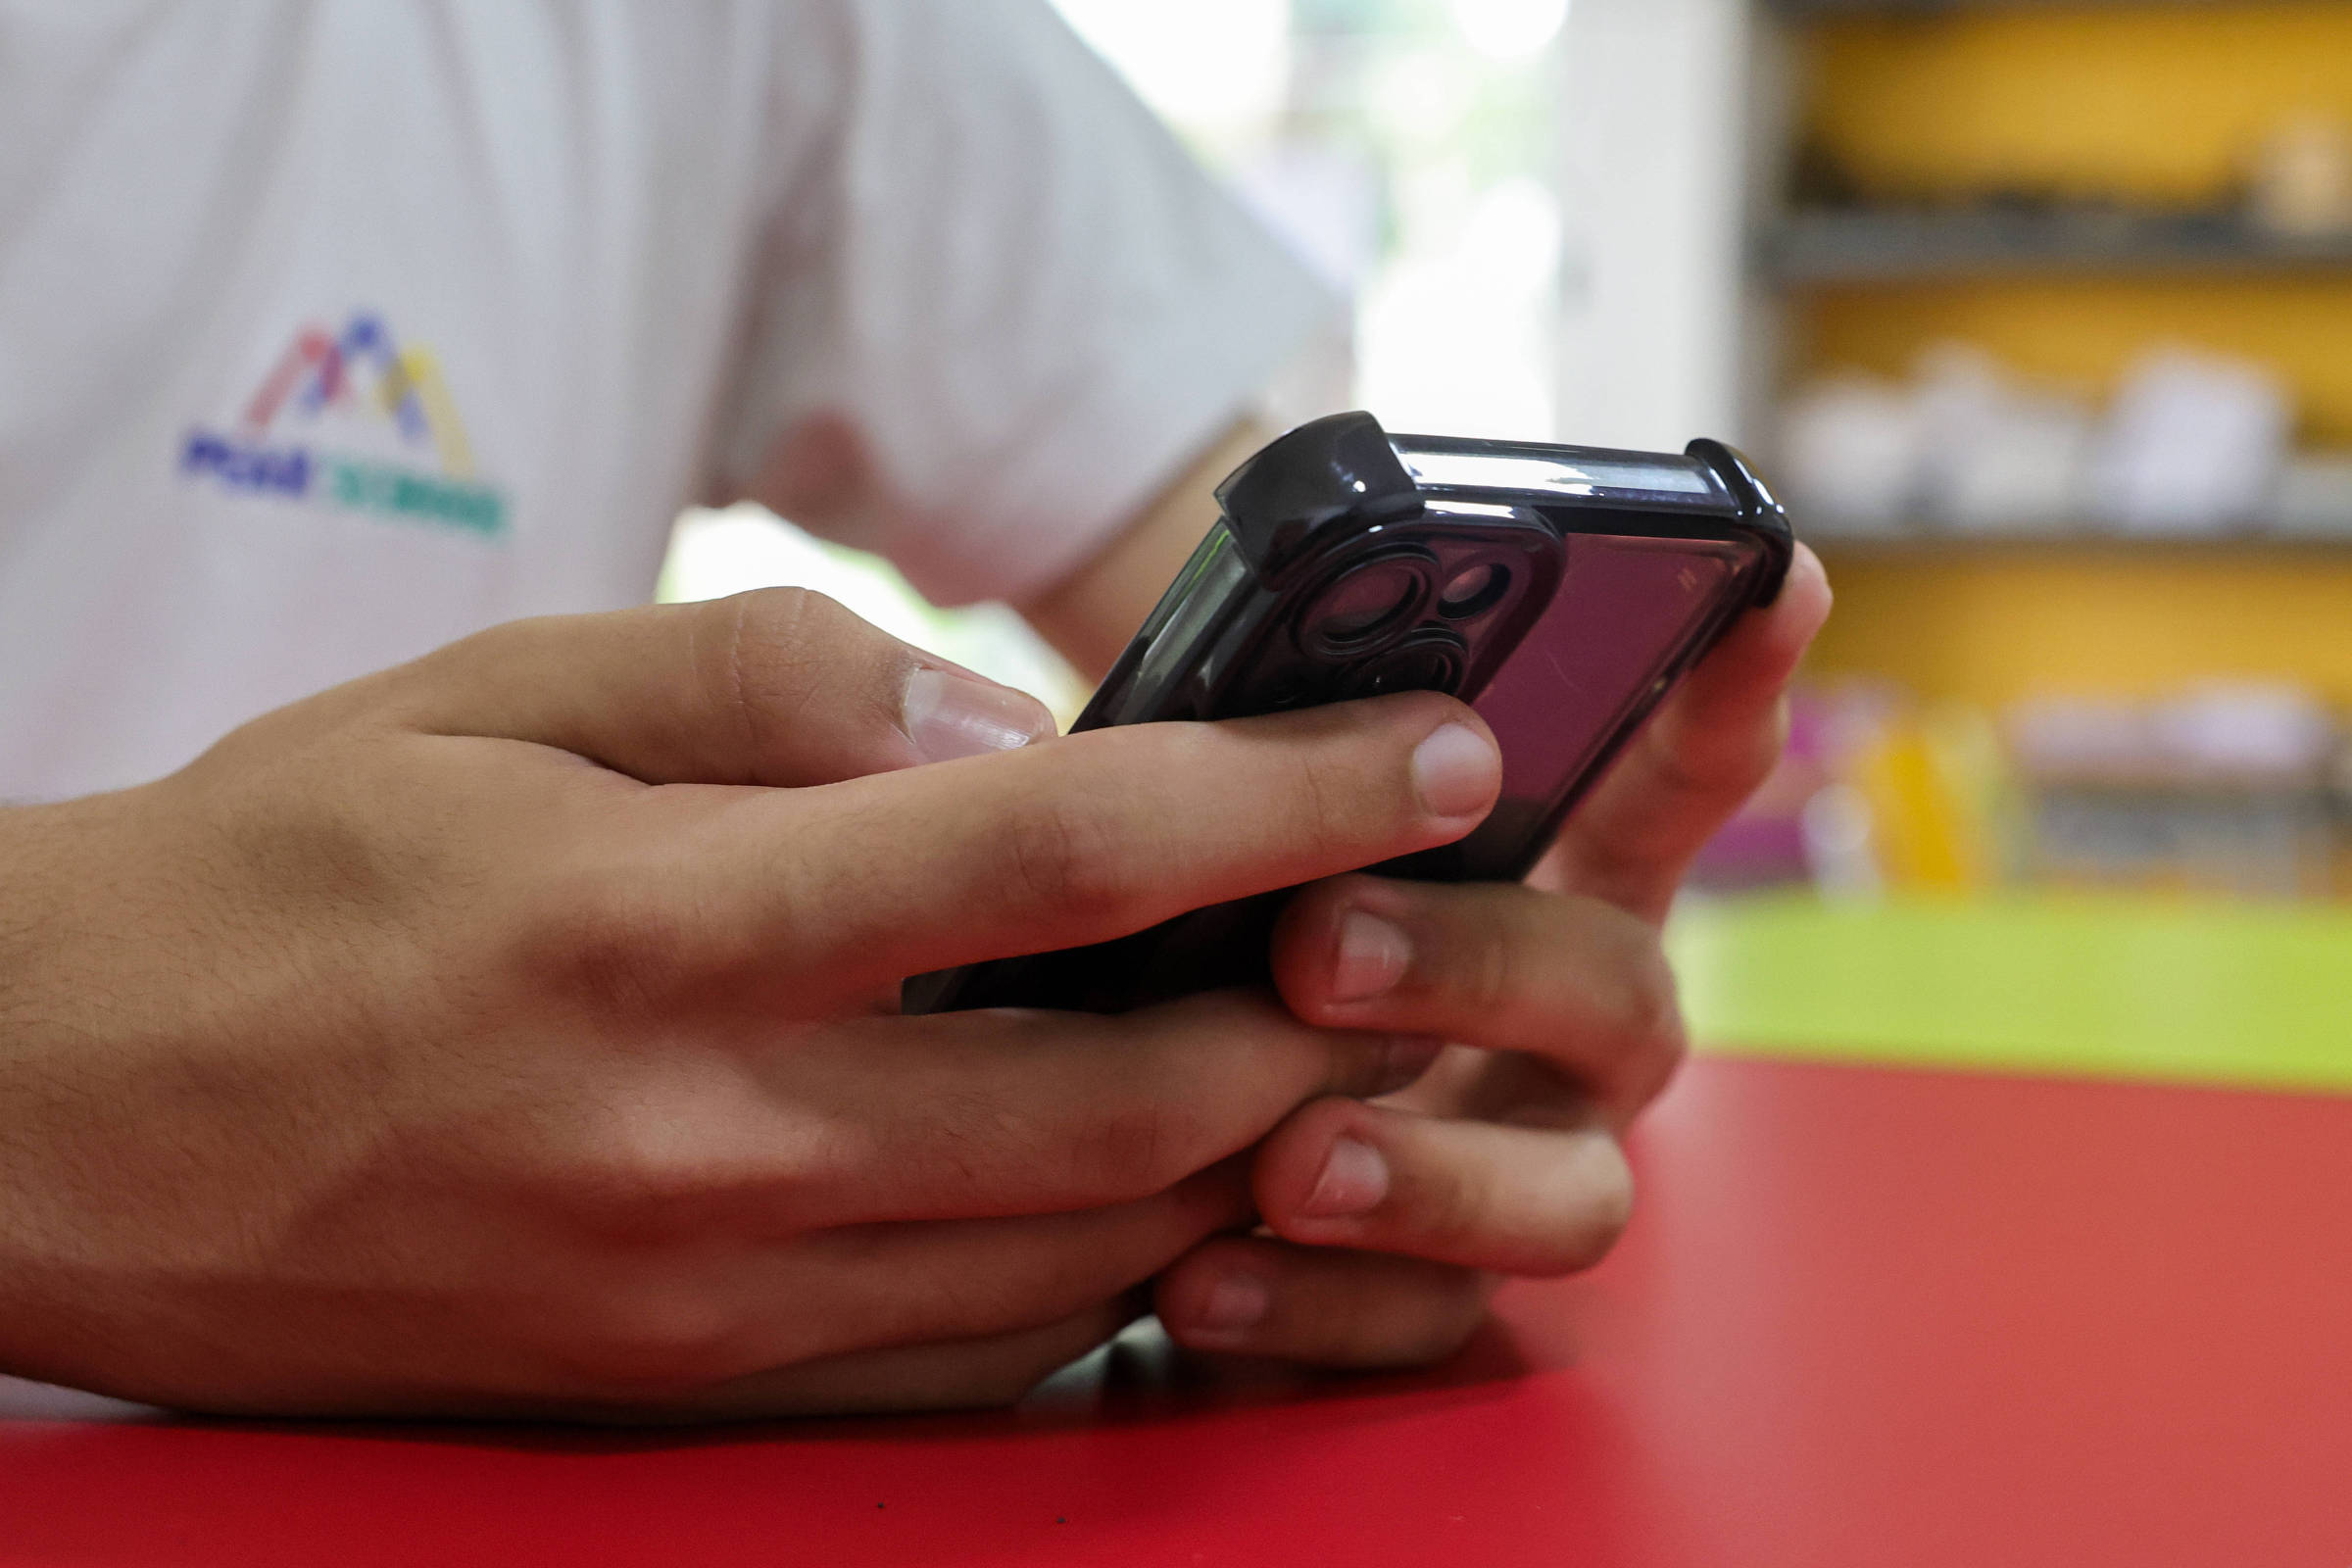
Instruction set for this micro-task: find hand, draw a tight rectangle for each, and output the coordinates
[0,588,1506,1419]
[1153,546,1834,1365]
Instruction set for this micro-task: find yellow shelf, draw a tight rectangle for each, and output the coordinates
[1803,274,2352,445]
[1806,531,2352,554]
[1805,544,2352,706]
[1802,4,2352,208]
[1772,1,2352,704]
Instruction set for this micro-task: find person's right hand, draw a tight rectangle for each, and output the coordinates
[0,589,1501,1421]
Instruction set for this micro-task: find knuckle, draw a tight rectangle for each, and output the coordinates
[509,874,706,1017]
[1462,915,1521,1016]
[1391,1280,1490,1365]
[1580,1152,1639,1263]
[1622,937,1684,1043]
[564,1283,749,1400]
[1613,931,1690,1100]
[1317,1263,1488,1368]
[553,1089,835,1238]
[726,584,838,660]
[1065,1090,1211,1200]
[521,1112,837,1400]
[710,585,913,776]
[998,791,1134,928]
[711,589,829,758]
[1290,707,1429,851]
[1408,1156,1499,1259]
[1530,1141,1636,1277]
[1284,748,1358,858]
[567,1126,726,1226]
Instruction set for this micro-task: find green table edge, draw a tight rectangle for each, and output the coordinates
[1666,891,2352,1096]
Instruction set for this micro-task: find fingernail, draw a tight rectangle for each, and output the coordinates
[1300,1136,1389,1220]
[902,666,1054,763]
[1195,1273,1271,1338]
[1332,908,1411,1003]
[1411,722,1500,820]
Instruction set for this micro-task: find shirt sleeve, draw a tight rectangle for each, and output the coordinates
[710,0,1341,607]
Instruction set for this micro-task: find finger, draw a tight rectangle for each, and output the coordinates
[394,587,1054,787]
[760,1160,1253,1363]
[662,1301,1138,1421]
[647,691,1501,1003]
[799,997,1440,1223]
[1547,542,1831,922]
[1249,1097,1636,1278]
[1156,1235,1494,1369]
[1268,876,1686,1120]
[570,993,1439,1230]
[207,1298,1145,1424]
[519,1165,1243,1413]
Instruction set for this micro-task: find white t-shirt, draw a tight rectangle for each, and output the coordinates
[0,0,1331,802]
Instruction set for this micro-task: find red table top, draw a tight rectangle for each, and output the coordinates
[5,1054,2348,1567]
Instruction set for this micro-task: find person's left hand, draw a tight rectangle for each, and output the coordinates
[1152,544,1833,1365]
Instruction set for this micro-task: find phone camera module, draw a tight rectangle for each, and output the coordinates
[1437,560,1512,621]
[1339,629,1467,699]
[1301,554,1432,656]
[1250,667,1322,711]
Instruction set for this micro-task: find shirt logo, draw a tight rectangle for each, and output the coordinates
[179,312,509,537]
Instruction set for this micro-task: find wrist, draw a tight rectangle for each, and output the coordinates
[0,799,79,1000]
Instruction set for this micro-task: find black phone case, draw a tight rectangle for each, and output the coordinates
[904,412,1793,1016]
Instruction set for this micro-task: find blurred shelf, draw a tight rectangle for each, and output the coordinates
[1669,891,2352,1094]
[1768,207,2352,284]
[1772,0,2274,15]
[1801,527,2352,555]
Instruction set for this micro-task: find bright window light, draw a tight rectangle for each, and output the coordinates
[1449,0,1570,63]
[1359,176,1563,440]
[1051,0,1291,146]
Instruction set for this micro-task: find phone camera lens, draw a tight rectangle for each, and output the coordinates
[1437,561,1512,620]
[1340,630,1466,700]
[1302,555,1431,656]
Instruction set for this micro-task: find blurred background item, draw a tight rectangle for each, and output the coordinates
[2088,347,2291,535]
[1693,676,2346,905]
[2272,449,2352,535]
[1783,341,2102,535]
[2010,683,2340,900]
[1912,341,2094,535]
[2248,112,2352,238]
[1782,340,2300,541]
[1779,369,1925,533]
[661,0,2352,1077]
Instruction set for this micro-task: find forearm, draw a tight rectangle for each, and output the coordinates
[1019,418,1271,681]
[0,794,127,1053]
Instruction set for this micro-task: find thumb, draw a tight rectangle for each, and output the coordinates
[391,587,1054,787]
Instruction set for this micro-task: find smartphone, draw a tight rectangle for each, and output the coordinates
[903,411,1793,1016]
